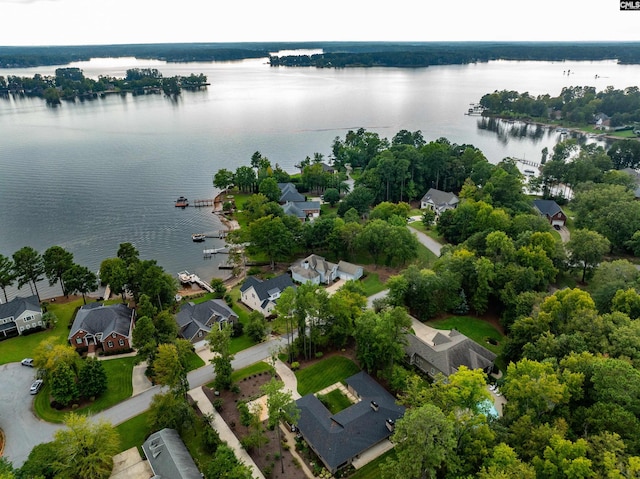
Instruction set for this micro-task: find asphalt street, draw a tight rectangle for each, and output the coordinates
[0,362,61,468]
[1,333,293,468]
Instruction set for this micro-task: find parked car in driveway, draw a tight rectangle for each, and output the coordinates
[21,358,34,367]
[30,379,43,395]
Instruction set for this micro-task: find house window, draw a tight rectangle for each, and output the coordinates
[118,339,125,346]
[76,337,83,344]
[107,341,113,348]
[19,326,23,332]
[112,333,116,338]
[198,331,203,338]
[23,317,30,322]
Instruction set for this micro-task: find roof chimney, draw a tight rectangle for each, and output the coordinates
[370,401,379,412]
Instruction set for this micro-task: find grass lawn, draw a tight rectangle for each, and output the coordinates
[349,448,396,479]
[428,315,506,372]
[34,356,136,423]
[115,411,152,453]
[360,272,386,296]
[0,298,83,365]
[231,361,274,383]
[296,356,360,396]
[184,350,205,371]
[428,316,504,356]
[318,388,353,414]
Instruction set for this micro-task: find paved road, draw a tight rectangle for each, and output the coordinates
[0,363,61,468]
[1,334,293,468]
[409,225,443,256]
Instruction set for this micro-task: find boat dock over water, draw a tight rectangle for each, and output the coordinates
[177,270,214,293]
[203,247,229,258]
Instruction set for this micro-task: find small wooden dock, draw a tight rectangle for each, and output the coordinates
[177,270,214,293]
[509,157,541,168]
[193,199,216,207]
[203,247,229,258]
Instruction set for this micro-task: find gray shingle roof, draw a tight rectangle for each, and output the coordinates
[405,330,496,377]
[533,199,564,218]
[68,302,133,339]
[295,371,404,473]
[282,201,306,218]
[176,299,237,342]
[240,274,295,302]
[278,182,305,203]
[142,428,202,479]
[420,188,459,208]
[0,295,40,320]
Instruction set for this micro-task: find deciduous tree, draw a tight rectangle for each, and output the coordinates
[42,245,74,297]
[52,413,119,479]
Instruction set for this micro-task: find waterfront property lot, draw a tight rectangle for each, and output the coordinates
[0,298,81,365]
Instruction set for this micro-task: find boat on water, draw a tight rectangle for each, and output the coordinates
[175,196,189,208]
[192,233,206,242]
[178,270,195,283]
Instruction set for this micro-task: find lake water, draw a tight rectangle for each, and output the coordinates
[2,56,640,301]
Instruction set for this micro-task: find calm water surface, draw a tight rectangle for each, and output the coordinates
[1,56,639,300]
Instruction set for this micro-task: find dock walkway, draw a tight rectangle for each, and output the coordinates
[177,270,214,293]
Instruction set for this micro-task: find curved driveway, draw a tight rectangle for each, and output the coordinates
[0,363,61,468]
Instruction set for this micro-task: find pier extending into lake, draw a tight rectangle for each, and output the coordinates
[177,270,214,293]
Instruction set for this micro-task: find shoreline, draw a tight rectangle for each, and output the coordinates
[485,115,636,143]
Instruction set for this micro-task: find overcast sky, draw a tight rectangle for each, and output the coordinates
[1,0,638,46]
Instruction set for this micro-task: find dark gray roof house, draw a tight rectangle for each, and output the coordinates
[295,371,405,474]
[68,302,134,353]
[405,329,496,378]
[142,428,202,479]
[176,299,238,343]
[277,182,305,203]
[532,199,567,226]
[0,295,42,337]
[621,168,640,199]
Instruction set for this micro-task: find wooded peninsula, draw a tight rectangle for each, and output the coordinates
[2,41,640,69]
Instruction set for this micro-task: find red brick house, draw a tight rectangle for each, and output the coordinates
[68,302,134,354]
[533,199,567,227]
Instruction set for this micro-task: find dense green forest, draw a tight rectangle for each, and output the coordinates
[2,42,640,69]
[478,85,640,127]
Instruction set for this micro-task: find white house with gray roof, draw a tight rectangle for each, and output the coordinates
[240,274,296,316]
[176,299,238,343]
[420,188,459,215]
[142,428,202,479]
[290,254,363,285]
[0,295,42,338]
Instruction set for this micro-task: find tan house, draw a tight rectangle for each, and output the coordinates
[68,302,134,354]
[290,254,363,285]
[0,295,43,338]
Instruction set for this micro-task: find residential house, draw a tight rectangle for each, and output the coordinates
[176,299,238,343]
[290,254,363,285]
[533,199,567,227]
[0,295,43,338]
[277,183,321,221]
[142,428,202,479]
[240,274,296,316]
[277,182,305,203]
[336,261,364,282]
[420,188,459,215]
[404,328,496,379]
[68,302,134,353]
[296,371,405,474]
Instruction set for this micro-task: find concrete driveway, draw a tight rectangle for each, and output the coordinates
[0,362,62,468]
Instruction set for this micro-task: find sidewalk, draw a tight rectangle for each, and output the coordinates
[188,387,265,479]
[273,359,301,399]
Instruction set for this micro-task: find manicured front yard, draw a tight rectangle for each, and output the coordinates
[296,355,360,396]
[427,316,504,355]
[34,356,136,423]
[0,298,83,365]
[115,410,152,453]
